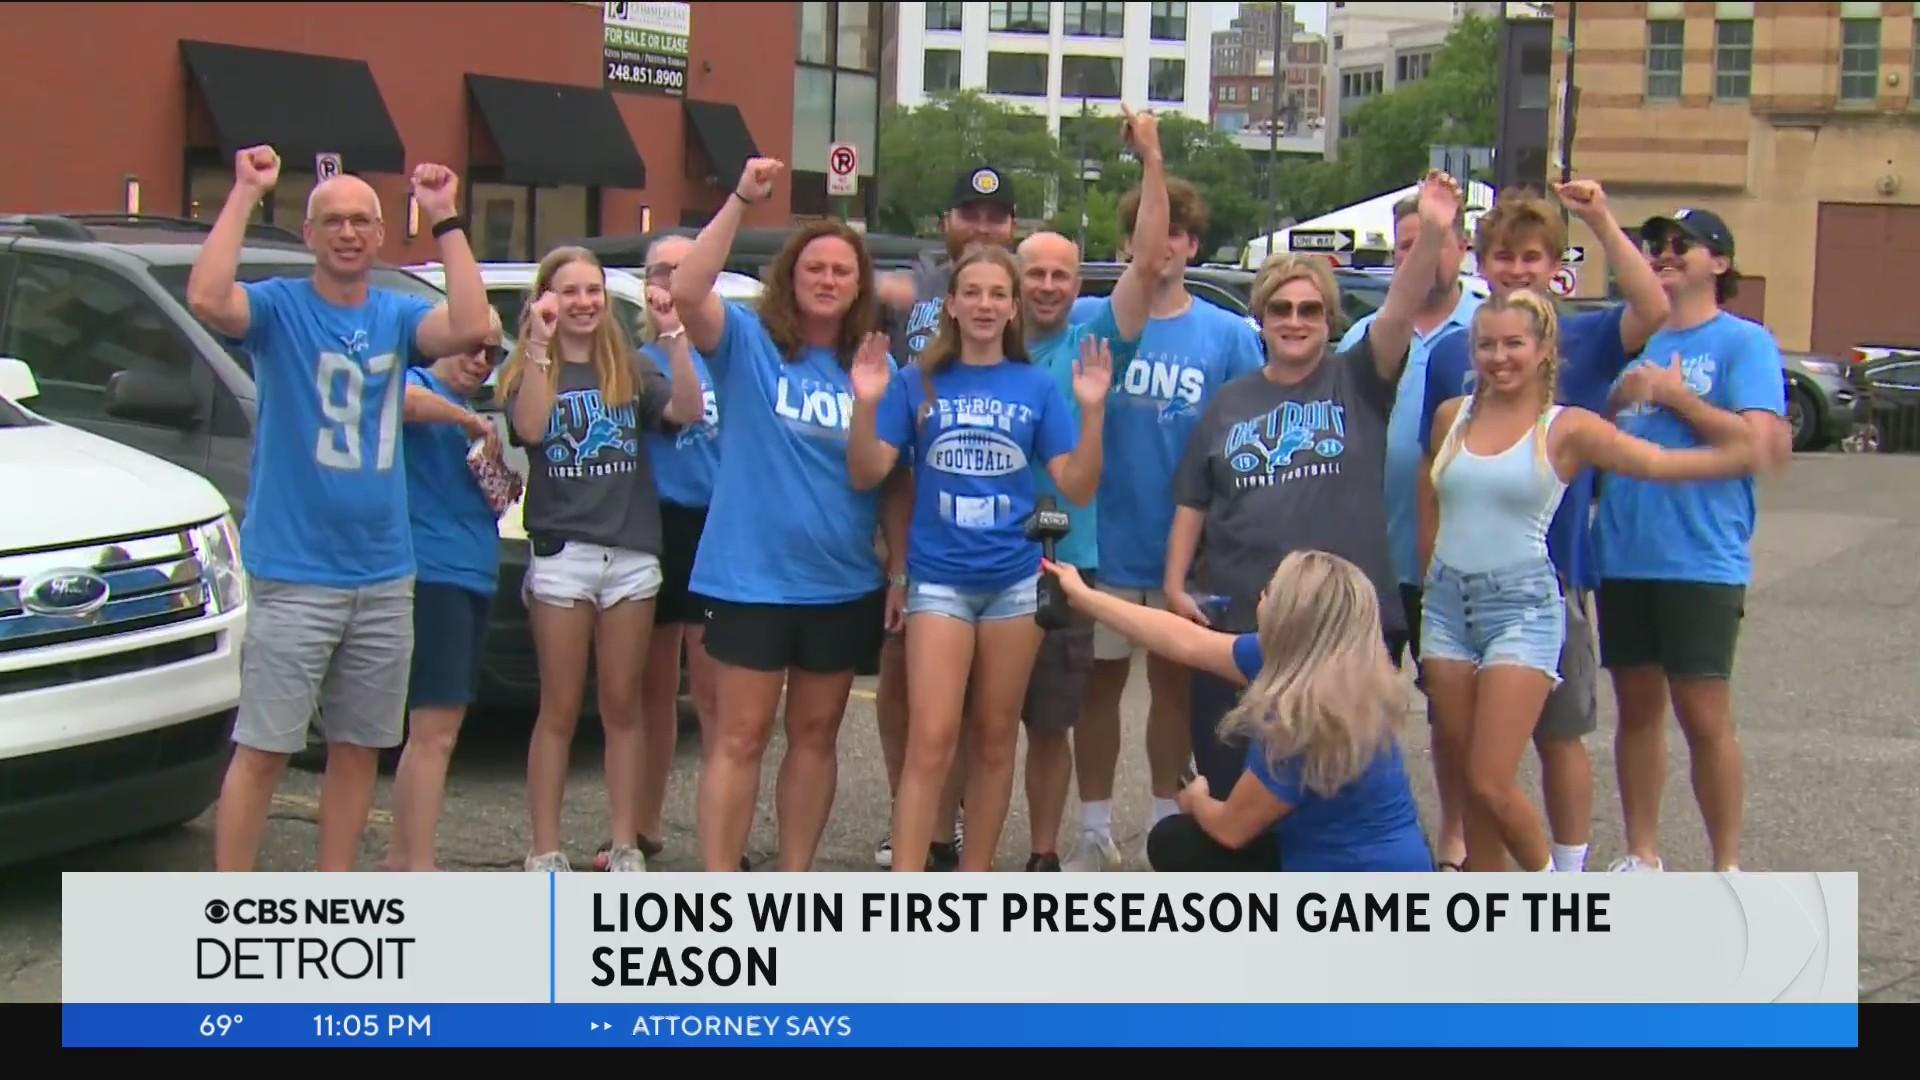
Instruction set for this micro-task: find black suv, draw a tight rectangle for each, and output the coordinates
[0,213,545,709]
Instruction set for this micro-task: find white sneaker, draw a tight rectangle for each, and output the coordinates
[605,846,647,873]
[1061,830,1121,873]
[525,851,572,872]
[874,833,894,869]
[1608,855,1664,873]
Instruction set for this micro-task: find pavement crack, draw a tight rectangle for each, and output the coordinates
[1862,964,1920,998]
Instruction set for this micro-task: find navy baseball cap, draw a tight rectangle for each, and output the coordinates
[1642,207,1734,257]
[951,165,1017,213]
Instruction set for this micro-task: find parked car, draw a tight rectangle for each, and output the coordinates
[1779,352,1861,453]
[1849,350,1920,452]
[0,356,247,865]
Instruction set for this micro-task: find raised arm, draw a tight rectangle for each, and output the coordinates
[409,165,492,359]
[508,295,560,447]
[1559,406,1754,483]
[1554,180,1670,356]
[846,334,902,490]
[1045,334,1112,504]
[1045,560,1246,685]
[672,158,783,354]
[1366,171,1461,383]
[1105,105,1168,342]
[186,146,278,340]
[643,284,703,427]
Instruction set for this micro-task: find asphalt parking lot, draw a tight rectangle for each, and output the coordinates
[3,451,1918,1004]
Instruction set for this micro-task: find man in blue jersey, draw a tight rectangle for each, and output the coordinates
[1068,180,1266,871]
[1013,103,1166,871]
[188,145,492,872]
[1416,181,1670,872]
[1597,209,1788,873]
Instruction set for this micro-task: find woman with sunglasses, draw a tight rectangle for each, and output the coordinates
[382,309,511,871]
[1164,170,1460,795]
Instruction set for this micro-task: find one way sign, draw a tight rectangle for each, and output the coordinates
[1289,228,1356,253]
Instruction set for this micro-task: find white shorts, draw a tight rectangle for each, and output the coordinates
[524,542,663,611]
[1093,584,1170,661]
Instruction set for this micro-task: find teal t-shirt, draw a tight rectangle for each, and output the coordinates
[1025,298,1139,570]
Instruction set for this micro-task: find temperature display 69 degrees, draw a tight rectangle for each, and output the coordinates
[200,1013,246,1037]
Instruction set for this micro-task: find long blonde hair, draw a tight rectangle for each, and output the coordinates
[915,247,1028,425]
[1220,551,1406,798]
[1431,289,1561,482]
[496,246,637,407]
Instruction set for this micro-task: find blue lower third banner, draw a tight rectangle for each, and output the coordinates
[60,872,1860,1048]
[61,1003,1857,1048]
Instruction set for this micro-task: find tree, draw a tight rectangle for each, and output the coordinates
[1049,113,1262,262]
[874,90,1069,235]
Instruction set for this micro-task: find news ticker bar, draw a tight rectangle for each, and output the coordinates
[60,1004,1858,1048]
[62,872,1858,1008]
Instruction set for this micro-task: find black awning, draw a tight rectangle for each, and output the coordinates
[683,100,760,189]
[180,40,405,174]
[465,75,646,189]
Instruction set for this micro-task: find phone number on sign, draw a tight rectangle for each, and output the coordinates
[608,62,685,90]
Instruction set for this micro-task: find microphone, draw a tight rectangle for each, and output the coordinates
[1025,496,1073,630]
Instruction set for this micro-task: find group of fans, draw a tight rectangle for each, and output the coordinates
[192,103,1785,876]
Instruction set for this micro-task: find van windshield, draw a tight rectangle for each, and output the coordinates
[147,263,447,378]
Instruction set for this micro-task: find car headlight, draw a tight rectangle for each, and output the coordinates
[191,514,246,615]
[1800,359,1843,376]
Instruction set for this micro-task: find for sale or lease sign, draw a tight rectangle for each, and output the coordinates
[604,2,690,98]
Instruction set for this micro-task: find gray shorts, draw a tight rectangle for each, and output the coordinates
[236,576,416,754]
[1536,587,1598,741]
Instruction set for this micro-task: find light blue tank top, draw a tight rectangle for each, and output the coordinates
[1432,404,1569,574]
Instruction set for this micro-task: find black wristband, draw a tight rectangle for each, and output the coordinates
[729,191,754,207]
[431,216,465,239]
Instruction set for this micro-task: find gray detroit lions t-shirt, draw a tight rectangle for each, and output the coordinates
[1173,333,1402,635]
[514,353,671,556]
[888,252,953,367]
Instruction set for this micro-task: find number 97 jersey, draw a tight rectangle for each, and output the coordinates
[229,276,435,588]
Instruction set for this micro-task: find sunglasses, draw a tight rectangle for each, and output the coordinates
[1264,298,1327,321]
[1643,234,1697,258]
[475,343,507,367]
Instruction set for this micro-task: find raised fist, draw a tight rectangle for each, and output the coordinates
[526,292,561,348]
[736,158,785,204]
[646,284,681,338]
[235,145,280,194]
[1120,103,1162,162]
[1551,179,1609,224]
[411,164,460,224]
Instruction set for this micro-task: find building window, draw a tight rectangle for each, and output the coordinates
[1065,2,1125,38]
[927,1,964,32]
[837,2,880,71]
[1520,39,1550,109]
[1396,51,1433,83]
[1148,59,1186,102]
[792,2,885,219]
[1333,33,1344,51]
[1713,19,1752,100]
[925,49,962,93]
[989,2,1049,34]
[1645,20,1684,101]
[1150,2,1188,41]
[1341,69,1382,99]
[987,52,1049,95]
[1251,84,1262,103]
[1064,56,1123,98]
[800,1,831,65]
[1841,18,1881,103]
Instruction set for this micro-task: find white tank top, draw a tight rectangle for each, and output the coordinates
[1432,404,1569,574]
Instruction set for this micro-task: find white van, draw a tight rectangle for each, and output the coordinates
[0,357,246,864]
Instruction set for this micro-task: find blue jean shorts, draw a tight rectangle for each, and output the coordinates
[906,574,1039,624]
[1420,558,1565,682]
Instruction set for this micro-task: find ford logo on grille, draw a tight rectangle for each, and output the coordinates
[21,567,111,617]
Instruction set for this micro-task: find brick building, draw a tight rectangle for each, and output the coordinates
[1552,0,1920,354]
[0,2,798,264]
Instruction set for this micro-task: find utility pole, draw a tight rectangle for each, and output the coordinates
[1263,4,1283,244]
[1559,1,1578,187]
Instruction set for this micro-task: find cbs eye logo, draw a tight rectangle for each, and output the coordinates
[205,900,231,924]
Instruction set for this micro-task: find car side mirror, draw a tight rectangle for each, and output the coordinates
[105,369,200,428]
[0,356,38,402]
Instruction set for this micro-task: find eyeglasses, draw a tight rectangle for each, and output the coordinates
[312,214,380,234]
[1264,298,1327,321]
[1643,234,1695,257]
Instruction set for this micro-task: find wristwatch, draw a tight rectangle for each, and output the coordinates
[888,572,907,588]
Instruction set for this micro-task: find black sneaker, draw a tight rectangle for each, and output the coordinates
[1026,852,1061,872]
[928,840,961,871]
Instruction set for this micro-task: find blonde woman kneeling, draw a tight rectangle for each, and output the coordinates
[1044,551,1433,872]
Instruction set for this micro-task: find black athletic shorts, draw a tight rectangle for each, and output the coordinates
[653,502,709,626]
[1596,578,1747,681]
[702,589,888,675]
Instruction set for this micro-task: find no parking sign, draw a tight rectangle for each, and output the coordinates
[828,142,858,198]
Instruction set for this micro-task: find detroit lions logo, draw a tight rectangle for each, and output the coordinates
[1157,397,1196,426]
[338,329,370,357]
[549,415,632,466]
[1224,399,1347,481]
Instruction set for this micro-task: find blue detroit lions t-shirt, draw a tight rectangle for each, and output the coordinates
[877,359,1079,591]
[1420,305,1631,591]
[402,368,501,597]
[1595,312,1785,586]
[1025,298,1140,571]
[691,301,892,605]
[1231,634,1432,873]
[1338,290,1482,587]
[641,341,720,509]
[1077,295,1265,589]
[233,277,433,587]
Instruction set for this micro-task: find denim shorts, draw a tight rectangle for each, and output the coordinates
[1420,558,1565,683]
[906,574,1039,624]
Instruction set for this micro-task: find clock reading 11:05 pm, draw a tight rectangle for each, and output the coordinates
[313,1013,432,1039]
